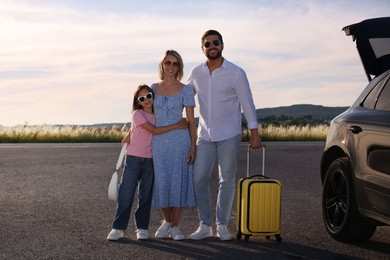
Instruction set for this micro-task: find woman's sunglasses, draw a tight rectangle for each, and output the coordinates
[203,40,221,48]
[137,92,153,102]
[163,60,179,68]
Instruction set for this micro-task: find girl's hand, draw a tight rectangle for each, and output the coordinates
[121,131,131,145]
[176,118,189,129]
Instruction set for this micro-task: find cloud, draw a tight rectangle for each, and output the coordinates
[0,0,389,126]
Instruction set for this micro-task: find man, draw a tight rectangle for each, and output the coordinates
[187,29,261,241]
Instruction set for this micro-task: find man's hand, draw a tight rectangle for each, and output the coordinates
[249,128,261,149]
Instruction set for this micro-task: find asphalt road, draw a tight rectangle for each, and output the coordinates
[0,142,389,260]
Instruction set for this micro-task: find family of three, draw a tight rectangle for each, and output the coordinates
[107,30,261,241]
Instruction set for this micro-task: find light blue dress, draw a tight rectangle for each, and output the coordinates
[151,84,196,208]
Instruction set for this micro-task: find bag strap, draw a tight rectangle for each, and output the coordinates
[116,143,128,170]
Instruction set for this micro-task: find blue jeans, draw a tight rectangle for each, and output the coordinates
[112,155,154,230]
[193,134,241,226]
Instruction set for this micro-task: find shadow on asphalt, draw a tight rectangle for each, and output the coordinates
[353,239,390,255]
[111,237,360,260]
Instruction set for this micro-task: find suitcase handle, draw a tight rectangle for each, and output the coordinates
[247,144,266,177]
[242,175,271,181]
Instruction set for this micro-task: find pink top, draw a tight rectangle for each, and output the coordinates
[126,110,156,158]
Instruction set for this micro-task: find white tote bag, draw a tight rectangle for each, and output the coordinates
[108,143,128,201]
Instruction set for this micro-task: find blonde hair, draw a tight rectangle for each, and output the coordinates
[158,50,184,81]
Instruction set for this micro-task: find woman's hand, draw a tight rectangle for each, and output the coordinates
[188,146,196,164]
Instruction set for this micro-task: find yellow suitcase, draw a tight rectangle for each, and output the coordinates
[236,145,282,241]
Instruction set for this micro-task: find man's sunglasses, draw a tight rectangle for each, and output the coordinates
[203,40,221,48]
[137,92,153,102]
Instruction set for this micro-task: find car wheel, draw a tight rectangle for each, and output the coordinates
[322,158,377,243]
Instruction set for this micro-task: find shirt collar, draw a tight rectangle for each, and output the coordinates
[202,58,228,69]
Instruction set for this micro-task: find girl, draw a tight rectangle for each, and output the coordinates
[107,84,188,241]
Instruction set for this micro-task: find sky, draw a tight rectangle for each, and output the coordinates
[1,0,390,127]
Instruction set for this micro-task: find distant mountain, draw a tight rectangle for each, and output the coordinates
[89,123,129,128]
[256,104,349,122]
[1,104,348,129]
[95,104,349,127]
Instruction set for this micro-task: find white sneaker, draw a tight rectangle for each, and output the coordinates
[188,223,213,240]
[136,229,149,240]
[170,226,185,241]
[216,225,232,241]
[107,229,124,240]
[155,220,171,238]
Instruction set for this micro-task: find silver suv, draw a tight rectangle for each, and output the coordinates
[320,17,390,243]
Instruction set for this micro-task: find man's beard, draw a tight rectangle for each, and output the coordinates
[206,49,222,60]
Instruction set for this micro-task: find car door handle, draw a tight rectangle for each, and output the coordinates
[348,125,363,134]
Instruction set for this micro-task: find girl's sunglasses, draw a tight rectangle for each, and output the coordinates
[203,40,221,48]
[137,92,153,102]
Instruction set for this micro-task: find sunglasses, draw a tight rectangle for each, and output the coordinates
[137,92,153,102]
[163,60,179,68]
[203,40,221,48]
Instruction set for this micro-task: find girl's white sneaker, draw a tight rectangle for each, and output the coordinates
[107,229,124,240]
[136,229,149,240]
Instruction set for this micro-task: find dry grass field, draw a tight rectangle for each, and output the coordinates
[0,124,328,143]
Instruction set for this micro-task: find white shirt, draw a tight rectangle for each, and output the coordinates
[187,58,258,142]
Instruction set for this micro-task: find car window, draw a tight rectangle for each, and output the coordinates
[362,76,386,109]
[369,38,390,59]
[375,77,390,111]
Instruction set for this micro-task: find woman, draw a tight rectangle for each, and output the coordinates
[151,50,197,240]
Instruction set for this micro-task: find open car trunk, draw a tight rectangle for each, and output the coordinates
[343,17,390,81]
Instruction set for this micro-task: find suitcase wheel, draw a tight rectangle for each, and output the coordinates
[266,235,282,242]
[237,232,251,241]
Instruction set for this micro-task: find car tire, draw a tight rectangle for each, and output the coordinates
[322,157,377,243]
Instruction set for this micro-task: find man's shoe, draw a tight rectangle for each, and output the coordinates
[155,220,171,238]
[170,226,185,241]
[216,225,232,241]
[188,223,213,240]
[136,229,149,240]
[107,229,124,240]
